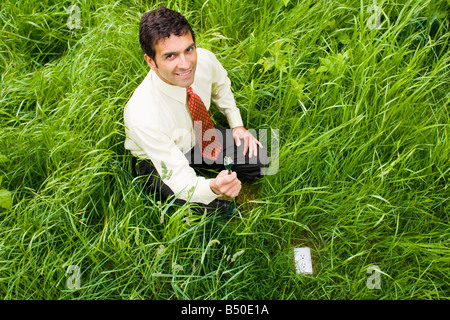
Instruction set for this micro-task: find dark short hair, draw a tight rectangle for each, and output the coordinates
[139,7,196,63]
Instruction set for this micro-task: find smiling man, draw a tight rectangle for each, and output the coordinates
[124,6,268,214]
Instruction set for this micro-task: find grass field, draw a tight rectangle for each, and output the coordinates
[0,0,449,300]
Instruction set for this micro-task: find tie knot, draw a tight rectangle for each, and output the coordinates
[186,86,193,96]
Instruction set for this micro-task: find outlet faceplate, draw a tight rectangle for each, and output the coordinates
[294,247,313,274]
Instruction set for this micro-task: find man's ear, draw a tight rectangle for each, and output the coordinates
[144,54,157,70]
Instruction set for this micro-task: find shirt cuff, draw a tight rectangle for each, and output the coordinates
[195,179,219,204]
[226,109,244,128]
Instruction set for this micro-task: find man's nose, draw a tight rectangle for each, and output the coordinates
[178,54,190,69]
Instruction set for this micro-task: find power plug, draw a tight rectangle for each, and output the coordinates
[294,247,313,275]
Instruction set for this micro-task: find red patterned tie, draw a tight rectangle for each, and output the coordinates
[186,86,222,160]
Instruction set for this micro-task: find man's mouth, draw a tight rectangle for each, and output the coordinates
[176,70,192,77]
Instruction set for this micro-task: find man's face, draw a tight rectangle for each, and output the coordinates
[145,32,197,88]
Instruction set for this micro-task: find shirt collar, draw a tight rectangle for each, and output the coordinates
[150,70,188,104]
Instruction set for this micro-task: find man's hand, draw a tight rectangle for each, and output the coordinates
[233,126,263,158]
[210,170,241,198]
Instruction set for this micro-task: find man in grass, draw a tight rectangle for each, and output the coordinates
[124,6,268,214]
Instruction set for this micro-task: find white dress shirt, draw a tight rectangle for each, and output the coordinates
[124,48,244,204]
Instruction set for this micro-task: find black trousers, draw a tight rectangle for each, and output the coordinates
[132,127,269,205]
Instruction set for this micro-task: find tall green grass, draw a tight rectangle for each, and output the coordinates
[0,0,448,299]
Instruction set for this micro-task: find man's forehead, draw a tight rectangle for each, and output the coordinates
[154,33,194,54]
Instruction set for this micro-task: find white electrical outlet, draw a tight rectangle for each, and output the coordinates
[294,247,313,275]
